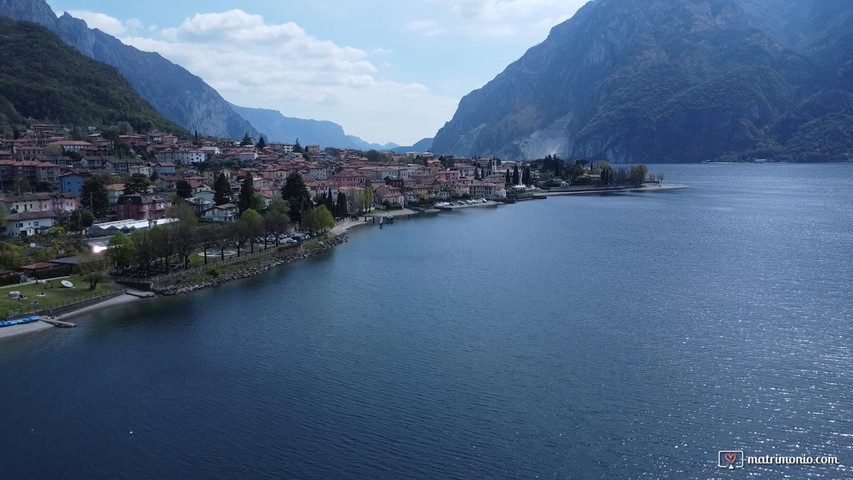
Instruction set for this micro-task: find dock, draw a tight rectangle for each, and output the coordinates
[40,317,76,328]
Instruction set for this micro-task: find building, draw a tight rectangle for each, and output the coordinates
[4,211,57,237]
[115,194,172,220]
[202,203,239,222]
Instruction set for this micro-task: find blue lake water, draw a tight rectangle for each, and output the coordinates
[1,164,851,479]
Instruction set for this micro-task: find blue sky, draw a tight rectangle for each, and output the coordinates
[46,0,588,145]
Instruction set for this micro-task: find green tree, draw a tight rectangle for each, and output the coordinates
[80,177,110,218]
[361,187,373,213]
[314,205,334,233]
[281,173,312,223]
[107,232,134,272]
[505,169,511,185]
[293,139,303,153]
[237,175,255,214]
[256,136,266,149]
[117,121,133,135]
[629,165,648,186]
[15,177,31,194]
[522,166,531,186]
[130,229,155,271]
[0,204,7,228]
[78,253,107,290]
[213,172,231,206]
[123,173,151,195]
[240,133,254,146]
[175,180,193,199]
[512,165,520,185]
[239,209,263,253]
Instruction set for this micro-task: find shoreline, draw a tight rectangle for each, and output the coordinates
[1,183,687,342]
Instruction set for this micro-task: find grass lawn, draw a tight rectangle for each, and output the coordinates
[0,276,119,318]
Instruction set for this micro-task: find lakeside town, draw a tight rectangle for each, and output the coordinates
[0,123,674,332]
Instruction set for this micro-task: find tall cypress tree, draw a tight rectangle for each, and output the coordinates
[505,169,511,185]
[237,175,255,213]
[213,173,231,206]
[512,165,520,185]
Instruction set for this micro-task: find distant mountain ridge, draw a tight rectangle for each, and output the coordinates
[0,0,261,141]
[0,18,182,133]
[232,104,406,150]
[431,0,853,162]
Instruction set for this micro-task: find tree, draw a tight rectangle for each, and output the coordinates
[629,165,649,186]
[15,178,31,194]
[512,165,520,185]
[262,210,288,247]
[361,187,373,213]
[281,173,312,223]
[167,200,198,268]
[213,172,231,206]
[522,166,531,186]
[237,175,255,214]
[78,253,107,290]
[117,121,133,135]
[256,136,266,149]
[175,180,193,199]
[238,209,263,253]
[123,173,151,195]
[293,139,303,153]
[505,169,511,185]
[151,225,176,273]
[335,192,348,219]
[68,210,95,233]
[439,155,454,170]
[197,225,221,265]
[366,149,382,162]
[131,229,155,272]
[240,133,254,146]
[314,205,334,232]
[107,232,134,272]
[80,177,110,218]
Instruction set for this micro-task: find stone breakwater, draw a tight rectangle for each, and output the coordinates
[152,235,346,296]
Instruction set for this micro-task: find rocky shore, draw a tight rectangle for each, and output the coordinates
[152,234,347,296]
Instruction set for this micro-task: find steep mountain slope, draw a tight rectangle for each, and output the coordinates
[0,18,182,132]
[432,0,853,162]
[0,0,260,141]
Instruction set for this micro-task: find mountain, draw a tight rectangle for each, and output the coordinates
[431,0,853,162]
[0,18,182,133]
[0,0,260,141]
[231,104,402,150]
[390,138,434,154]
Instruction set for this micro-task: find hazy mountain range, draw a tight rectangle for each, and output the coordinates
[432,0,853,162]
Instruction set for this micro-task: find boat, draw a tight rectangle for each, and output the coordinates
[0,316,41,328]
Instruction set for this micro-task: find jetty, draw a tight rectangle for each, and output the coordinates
[40,317,76,328]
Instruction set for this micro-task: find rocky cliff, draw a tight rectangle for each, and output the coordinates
[431,0,853,162]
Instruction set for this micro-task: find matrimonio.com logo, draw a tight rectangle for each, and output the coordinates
[718,451,744,469]
[718,450,841,470]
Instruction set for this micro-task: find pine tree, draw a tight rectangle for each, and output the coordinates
[256,136,266,149]
[213,173,231,206]
[512,165,520,185]
[505,169,511,185]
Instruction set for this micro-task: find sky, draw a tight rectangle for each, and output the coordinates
[45,1,589,146]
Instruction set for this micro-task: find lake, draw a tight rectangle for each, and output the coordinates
[1,163,851,479]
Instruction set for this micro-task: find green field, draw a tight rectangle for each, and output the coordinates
[0,276,119,319]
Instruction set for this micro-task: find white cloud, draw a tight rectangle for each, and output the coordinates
[117,9,452,144]
[67,10,142,36]
[412,0,587,39]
